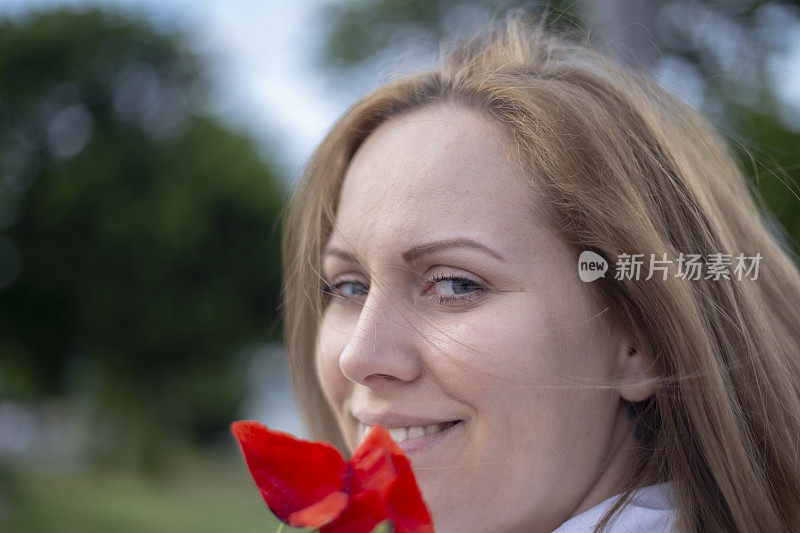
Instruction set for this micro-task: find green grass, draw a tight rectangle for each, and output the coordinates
[1,451,308,533]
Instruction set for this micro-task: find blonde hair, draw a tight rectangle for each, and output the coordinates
[281,14,800,532]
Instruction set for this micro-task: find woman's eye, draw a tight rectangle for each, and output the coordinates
[333,280,369,296]
[321,281,368,307]
[323,275,486,308]
[423,274,487,307]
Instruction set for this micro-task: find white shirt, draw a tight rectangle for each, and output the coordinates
[551,482,676,532]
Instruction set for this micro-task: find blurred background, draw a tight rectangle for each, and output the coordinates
[0,0,798,531]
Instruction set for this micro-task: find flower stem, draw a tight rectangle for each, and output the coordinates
[275,524,285,533]
[371,520,394,533]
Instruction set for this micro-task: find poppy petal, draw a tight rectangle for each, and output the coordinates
[382,449,434,533]
[349,425,435,532]
[231,421,347,523]
[349,425,398,497]
[320,489,387,533]
[288,491,349,528]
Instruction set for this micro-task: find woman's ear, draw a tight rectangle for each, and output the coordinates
[615,340,656,403]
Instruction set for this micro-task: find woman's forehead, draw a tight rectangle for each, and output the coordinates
[332,107,543,246]
[344,106,518,194]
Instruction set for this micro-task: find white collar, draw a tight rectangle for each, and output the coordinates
[551,482,676,532]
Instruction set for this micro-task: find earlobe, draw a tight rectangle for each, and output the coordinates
[616,342,656,403]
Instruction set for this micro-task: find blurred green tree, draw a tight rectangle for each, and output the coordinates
[0,7,285,468]
[318,0,800,257]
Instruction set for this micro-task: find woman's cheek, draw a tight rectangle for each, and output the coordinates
[430,297,551,382]
[314,312,354,410]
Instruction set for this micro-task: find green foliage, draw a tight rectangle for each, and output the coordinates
[0,7,285,461]
[726,102,800,255]
[652,0,800,256]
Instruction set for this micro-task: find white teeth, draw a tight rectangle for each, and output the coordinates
[388,427,408,442]
[358,421,459,444]
[407,426,425,439]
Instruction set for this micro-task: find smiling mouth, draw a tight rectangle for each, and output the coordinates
[359,420,461,445]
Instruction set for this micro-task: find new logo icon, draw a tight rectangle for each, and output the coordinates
[578,251,608,282]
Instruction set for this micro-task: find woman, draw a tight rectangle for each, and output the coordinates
[280,15,800,532]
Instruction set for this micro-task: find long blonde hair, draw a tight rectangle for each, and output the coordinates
[281,15,800,532]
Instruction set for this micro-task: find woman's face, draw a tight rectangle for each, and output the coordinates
[315,106,646,532]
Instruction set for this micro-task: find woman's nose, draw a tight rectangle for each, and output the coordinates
[338,284,423,388]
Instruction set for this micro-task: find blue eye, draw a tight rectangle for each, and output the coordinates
[423,274,486,306]
[330,280,368,298]
[319,280,367,306]
[323,274,486,308]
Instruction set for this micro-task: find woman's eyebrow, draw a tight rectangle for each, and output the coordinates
[322,238,506,265]
[401,238,506,263]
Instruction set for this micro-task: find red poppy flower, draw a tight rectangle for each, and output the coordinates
[231,420,435,533]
